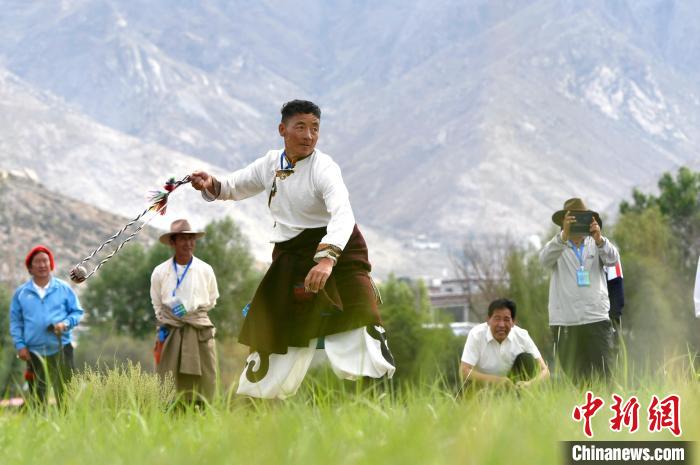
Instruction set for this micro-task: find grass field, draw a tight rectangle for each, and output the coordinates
[0,360,697,465]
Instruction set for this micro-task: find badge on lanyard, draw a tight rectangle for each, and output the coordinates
[171,258,192,317]
[576,268,590,287]
[570,241,590,287]
[171,297,187,318]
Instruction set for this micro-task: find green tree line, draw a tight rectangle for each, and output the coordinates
[378,276,463,386]
[3,168,699,393]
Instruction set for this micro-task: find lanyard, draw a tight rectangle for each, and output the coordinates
[269,152,295,207]
[280,151,293,170]
[172,257,193,297]
[569,241,586,268]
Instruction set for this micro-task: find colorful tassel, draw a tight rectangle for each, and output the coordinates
[148,177,186,215]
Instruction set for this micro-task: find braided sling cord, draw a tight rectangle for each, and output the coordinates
[71,175,191,282]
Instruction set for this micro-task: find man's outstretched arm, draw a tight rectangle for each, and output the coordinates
[191,155,267,202]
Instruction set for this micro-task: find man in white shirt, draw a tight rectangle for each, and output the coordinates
[460,299,549,388]
[190,100,394,399]
[151,219,219,403]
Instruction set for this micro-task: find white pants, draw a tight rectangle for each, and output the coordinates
[236,325,395,399]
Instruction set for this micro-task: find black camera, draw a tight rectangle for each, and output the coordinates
[570,212,593,235]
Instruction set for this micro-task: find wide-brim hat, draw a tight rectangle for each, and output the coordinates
[159,219,205,245]
[551,198,603,229]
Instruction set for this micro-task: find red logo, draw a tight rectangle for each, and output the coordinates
[648,394,682,437]
[572,392,682,437]
[572,391,605,438]
[609,394,640,433]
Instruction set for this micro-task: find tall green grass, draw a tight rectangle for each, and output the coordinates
[0,360,697,465]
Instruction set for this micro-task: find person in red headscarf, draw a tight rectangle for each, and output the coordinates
[9,245,84,407]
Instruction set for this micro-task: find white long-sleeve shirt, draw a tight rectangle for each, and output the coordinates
[204,149,356,250]
[694,257,700,318]
[150,256,219,326]
[539,233,620,326]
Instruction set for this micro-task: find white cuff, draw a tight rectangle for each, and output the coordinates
[201,189,217,202]
[313,250,338,264]
[557,232,567,245]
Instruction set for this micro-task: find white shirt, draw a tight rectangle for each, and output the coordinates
[150,256,219,324]
[694,257,700,318]
[32,280,50,299]
[205,149,356,250]
[460,322,542,376]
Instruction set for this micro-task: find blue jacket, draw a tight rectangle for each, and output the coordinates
[9,277,84,356]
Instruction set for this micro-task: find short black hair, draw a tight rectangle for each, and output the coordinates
[280,99,321,123]
[487,298,516,319]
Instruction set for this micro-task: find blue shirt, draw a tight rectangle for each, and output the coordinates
[9,277,84,356]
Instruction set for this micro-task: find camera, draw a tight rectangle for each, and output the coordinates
[570,212,593,235]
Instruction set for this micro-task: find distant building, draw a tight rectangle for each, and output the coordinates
[428,278,473,322]
[423,321,479,338]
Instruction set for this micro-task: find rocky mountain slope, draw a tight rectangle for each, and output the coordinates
[0,170,156,286]
[2,0,700,277]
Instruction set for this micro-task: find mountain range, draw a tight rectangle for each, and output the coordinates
[1,0,699,278]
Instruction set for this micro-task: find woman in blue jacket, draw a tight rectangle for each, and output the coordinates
[9,245,84,407]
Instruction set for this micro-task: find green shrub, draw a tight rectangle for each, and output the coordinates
[65,361,175,411]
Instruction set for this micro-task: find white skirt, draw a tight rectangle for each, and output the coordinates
[236,325,395,399]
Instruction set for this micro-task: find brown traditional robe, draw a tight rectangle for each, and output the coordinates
[238,224,382,355]
[156,321,217,401]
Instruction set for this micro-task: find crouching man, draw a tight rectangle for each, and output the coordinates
[460,299,549,389]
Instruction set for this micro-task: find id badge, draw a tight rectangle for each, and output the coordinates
[170,297,187,318]
[576,268,590,287]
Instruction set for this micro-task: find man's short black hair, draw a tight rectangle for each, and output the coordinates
[281,99,321,123]
[487,298,517,319]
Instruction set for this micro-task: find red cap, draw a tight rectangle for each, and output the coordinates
[25,245,55,271]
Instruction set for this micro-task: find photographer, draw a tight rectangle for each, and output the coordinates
[539,198,619,382]
[9,245,84,407]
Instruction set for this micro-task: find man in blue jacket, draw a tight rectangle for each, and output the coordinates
[9,245,84,407]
